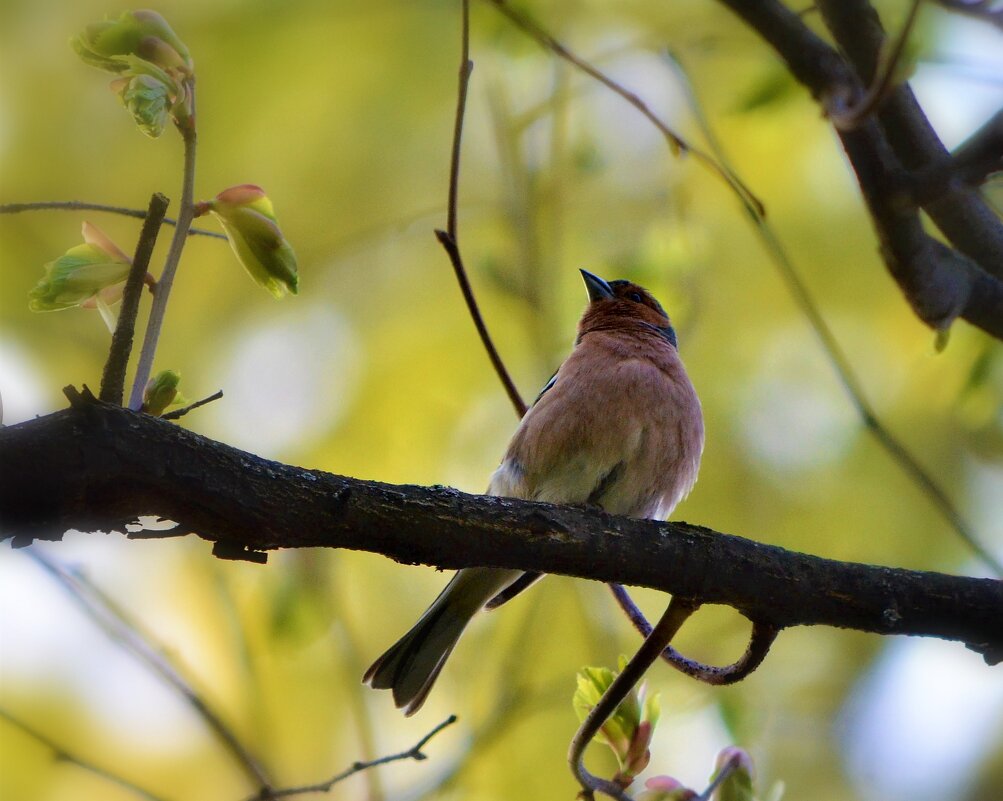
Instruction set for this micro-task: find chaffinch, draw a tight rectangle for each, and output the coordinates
[364,269,704,715]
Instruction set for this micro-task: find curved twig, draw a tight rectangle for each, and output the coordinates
[608,584,778,683]
[569,596,699,800]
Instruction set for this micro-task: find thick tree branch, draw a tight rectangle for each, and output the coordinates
[1,399,1000,664]
[716,0,1003,340]
[816,0,1003,280]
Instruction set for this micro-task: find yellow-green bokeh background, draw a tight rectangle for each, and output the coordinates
[2,2,1002,800]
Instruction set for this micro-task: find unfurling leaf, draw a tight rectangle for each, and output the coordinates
[202,184,299,298]
[72,10,192,74]
[573,657,660,788]
[29,222,132,314]
[72,10,193,136]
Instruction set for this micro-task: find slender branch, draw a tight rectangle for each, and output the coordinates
[484,0,765,219]
[26,550,273,791]
[569,597,699,800]
[446,0,472,240]
[161,389,224,420]
[665,50,1002,575]
[128,88,199,410]
[0,706,172,801]
[99,193,170,405]
[436,0,528,418]
[0,200,225,239]
[436,231,528,417]
[829,0,922,131]
[752,201,1001,574]
[243,716,457,801]
[608,584,778,683]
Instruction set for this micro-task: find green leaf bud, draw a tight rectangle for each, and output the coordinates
[205,185,299,298]
[142,369,183,416]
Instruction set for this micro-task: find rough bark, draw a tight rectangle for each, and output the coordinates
[1,394,1000,664]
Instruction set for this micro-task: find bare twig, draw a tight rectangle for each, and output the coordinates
[161,389,224,420]
[0,706,172,801]
[26,550,273,791]
[446,0,473,241]
[100,193,170,405]
[569,597,699,800]
[243,716,457,801]
[128,86,200,410]
[436,0,528,418]
[608,584,778,683]
[0,200,225,239]
[484,0,765,219]
[829,0,923,131]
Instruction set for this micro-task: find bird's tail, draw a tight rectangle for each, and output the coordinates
[364,567,521,716]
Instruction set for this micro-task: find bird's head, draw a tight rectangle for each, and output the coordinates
[578,269,678,347]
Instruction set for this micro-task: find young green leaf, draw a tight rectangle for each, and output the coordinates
[202,185,299,298]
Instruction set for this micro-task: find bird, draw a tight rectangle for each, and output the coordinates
[364,269,704,715]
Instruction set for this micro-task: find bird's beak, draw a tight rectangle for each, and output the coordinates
[580,269,614,302]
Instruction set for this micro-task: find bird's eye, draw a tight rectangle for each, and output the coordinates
[628,292,643,303]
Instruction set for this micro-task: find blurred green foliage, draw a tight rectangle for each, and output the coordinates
[1,2,1001,801]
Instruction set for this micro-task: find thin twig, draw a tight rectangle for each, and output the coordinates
[0,200,225,239]
[161,389,224,420]
[128,87,200,410]
[436,232,528,417]
[436,0,528,418]
[446,0,472,240]
[484,0,765,219]
[661,50,1002,576]
[100,193,170,405]
[26,550,273,791]
[244,716,458,801]
[829,0,923,131]
[608,584,777,683]
[0,706,172,801]
[569,597,699,801]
